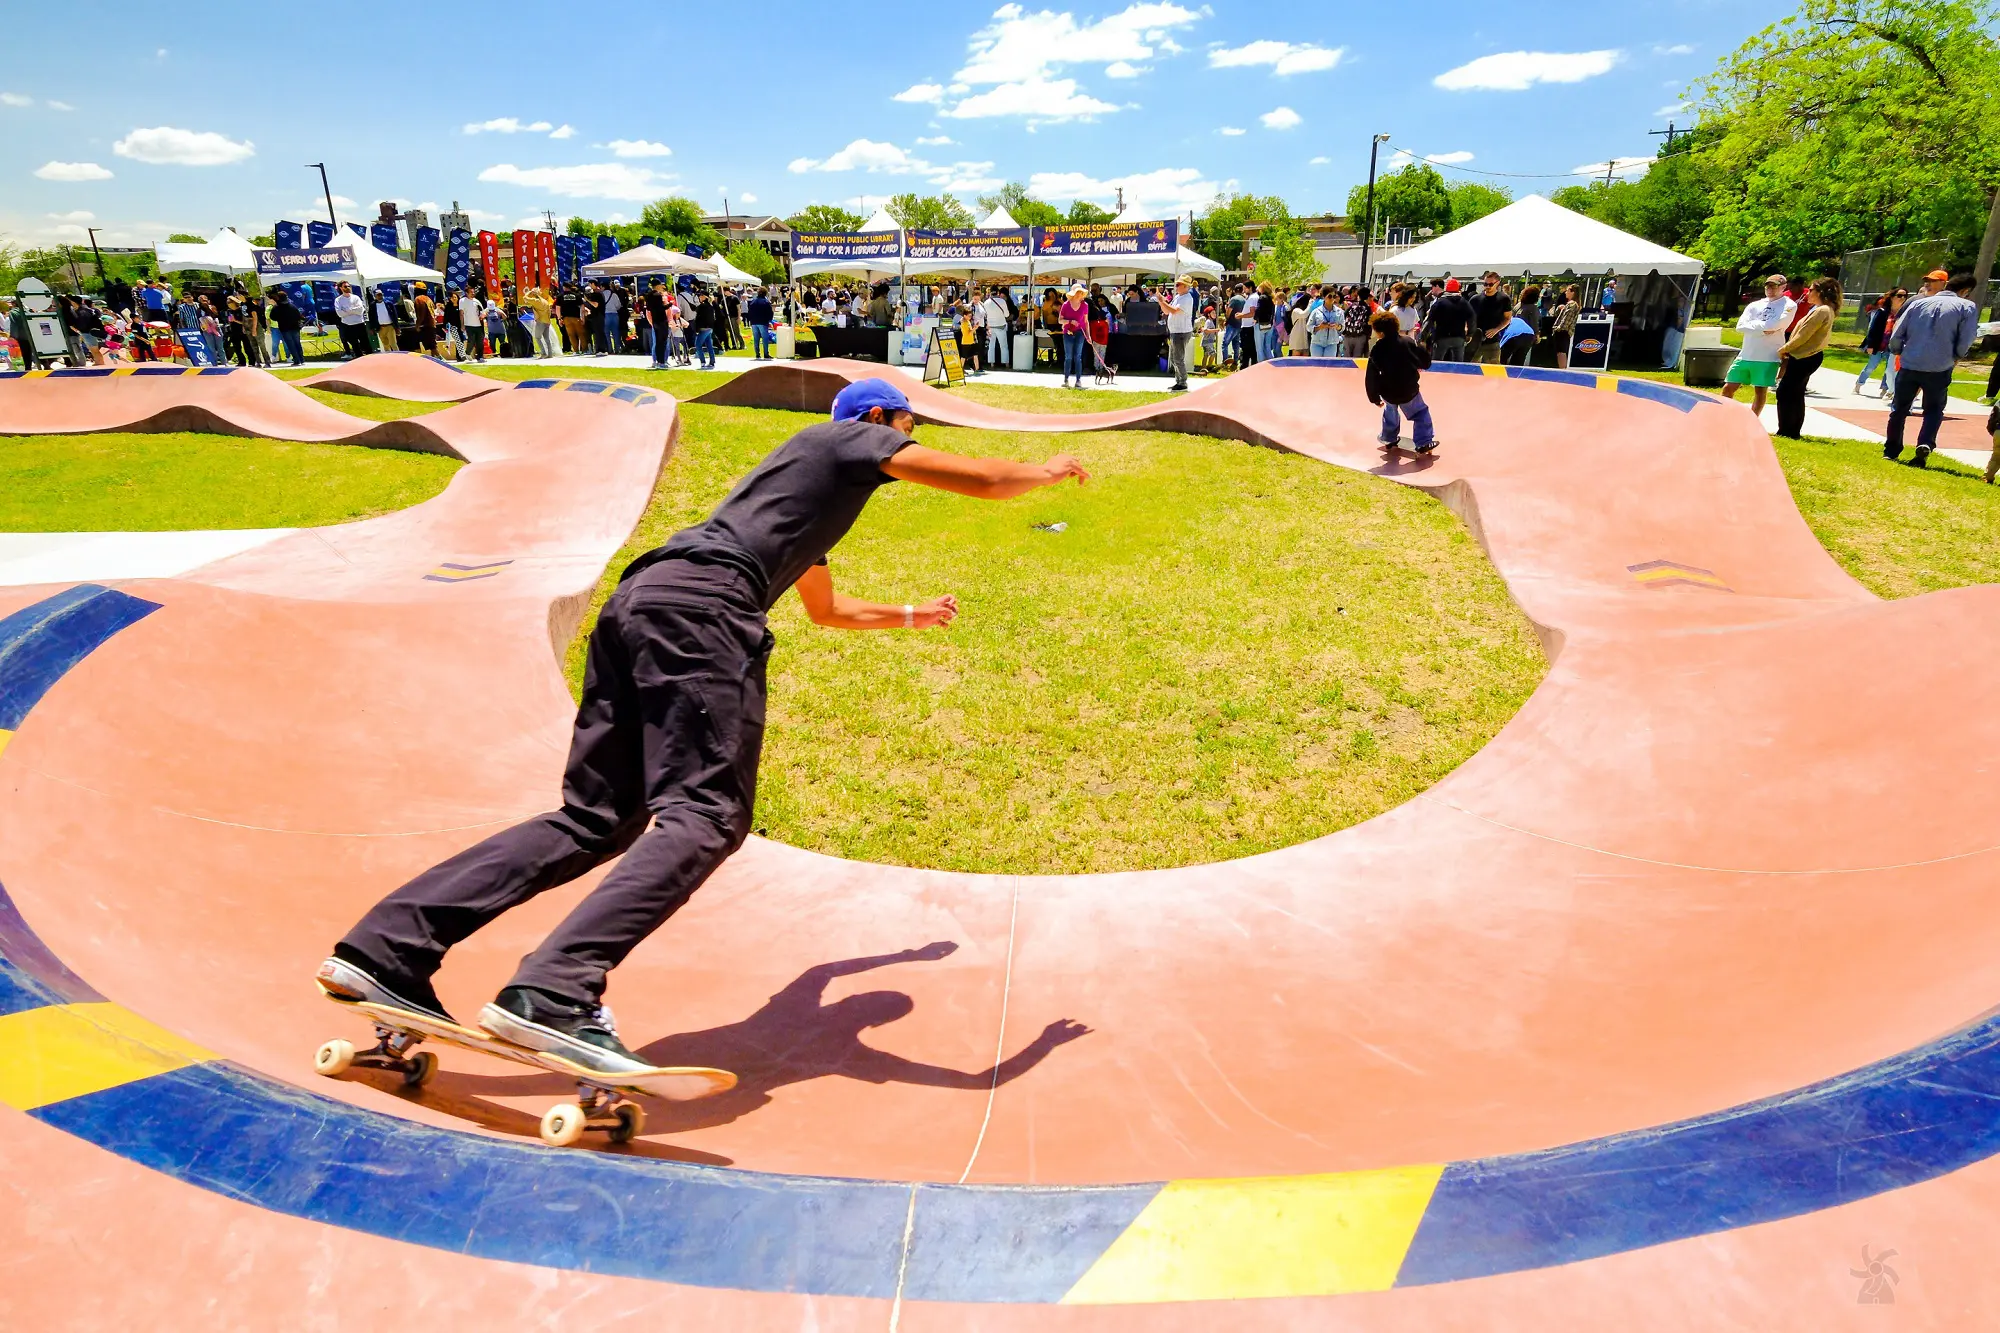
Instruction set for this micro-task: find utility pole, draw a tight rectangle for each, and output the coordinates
[1602,159,1617,187]
[307,162,337,228]
[1648,121,1682,154]
[1359,133,1390,292]
[84,226,107,292]
[61,244,85,294]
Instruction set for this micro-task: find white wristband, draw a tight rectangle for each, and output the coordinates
[903,604,914,628]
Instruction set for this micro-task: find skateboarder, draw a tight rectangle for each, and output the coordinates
[320,378,1090,1076]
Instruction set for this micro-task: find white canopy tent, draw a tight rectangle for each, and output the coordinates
[903,200,1035,280]
[1378,194,1703,280]
[581,242,717,279]
[975,205,1019,230]
[789,208,906,281]
[1029,206,1222,282]
[700,252,765,286]
[154,227,260,276]
[343,233,444,286]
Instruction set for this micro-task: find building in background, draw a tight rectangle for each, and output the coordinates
[702,215,792,260]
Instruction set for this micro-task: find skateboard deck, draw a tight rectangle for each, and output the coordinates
[334,997,736,1102]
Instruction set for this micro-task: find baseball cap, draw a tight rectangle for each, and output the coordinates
[1444,278,1460,292]
[1926,269,1951,280]
[831,378,912,423]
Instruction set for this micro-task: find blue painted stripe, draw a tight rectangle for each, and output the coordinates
[0,585,161,729]
[132,365,190,377]
[1615,376,1709,414]
[0,883,102,1006]
[49,367,114,378]
[196,366,235,376]
[1508,366,1603,389]
[1397,1011,2000,1285]
[514,378,562,390]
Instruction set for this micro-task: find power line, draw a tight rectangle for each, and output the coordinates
[1381,144,1648,181]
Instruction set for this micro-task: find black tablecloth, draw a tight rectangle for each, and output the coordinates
[1106,333,1166,374]
[800,325,890,362]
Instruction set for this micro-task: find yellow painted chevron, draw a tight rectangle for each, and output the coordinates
[0,728,11,758]
[1479,363,1508,378]
[0,1002,216,1111]
[1596,375,1621,392]
[1061,1163,1445,1304]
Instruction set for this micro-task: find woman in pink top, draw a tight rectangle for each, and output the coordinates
[1059,284,1090,388]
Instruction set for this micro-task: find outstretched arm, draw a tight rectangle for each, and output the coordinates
[883,443,1090,500]
[851,1018,1092,1089]
[793,561,958,630]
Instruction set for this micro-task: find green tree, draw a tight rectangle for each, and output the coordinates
[1192,192,1290,268]
[724,239,786,283]
[1691,0,2000,276]
[975,182,1063,227]
[886,192,974,230]
[1065,199,1118,225]
[786,204,866,233]
[1249,217,1326,288]
[1548,126,1719,254]
[1344,164,1452,239]
[1447,181,1512,230]
[167,233,207,244]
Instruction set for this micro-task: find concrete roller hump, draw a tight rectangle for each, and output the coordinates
[1,360,1996,1329]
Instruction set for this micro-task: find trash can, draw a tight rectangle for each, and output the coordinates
[1682,346,1733,387]
[773,324,795,360]
[1012,331,1035,371]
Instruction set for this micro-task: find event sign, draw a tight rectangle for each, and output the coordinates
[595,235,617,262]
[793,230,903,262]
[370,223,399,257]
[306,220,334,249]
[253,246,358,283]
[415,227,440,270]
[1569,312,1614,371]
[176,329,217,366]
[552,234,574,285]
[446,230,472,290]
[274,220,303,250]
[511,229,533,298]
[907,228,1030,261]
[538,232,556,291]
[478,232,500,296]
[1032,220,1177,258]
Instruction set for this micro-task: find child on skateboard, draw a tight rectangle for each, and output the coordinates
[320,379,1089,1077]
[1364,309,1438,454]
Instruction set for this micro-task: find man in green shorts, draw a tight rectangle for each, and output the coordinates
[1721,274,1794,415]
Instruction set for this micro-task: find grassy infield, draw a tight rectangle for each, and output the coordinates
[4,368,1997,871]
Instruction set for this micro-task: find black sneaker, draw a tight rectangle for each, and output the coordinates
[1883,442,1904,461]
[480,986,652,1076]
[1911,445,1932,468]
[317,945,455,1024]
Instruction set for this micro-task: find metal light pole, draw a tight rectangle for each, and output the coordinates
[85,226,107,292]
[308,162,337,227]
[1358,133,1390,293]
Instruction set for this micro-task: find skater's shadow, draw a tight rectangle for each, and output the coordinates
[455,941,1091,1134]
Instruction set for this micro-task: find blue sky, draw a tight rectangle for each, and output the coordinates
[2,0,1783,249]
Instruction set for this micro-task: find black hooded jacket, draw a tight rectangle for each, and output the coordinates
[1364,332,1431,406]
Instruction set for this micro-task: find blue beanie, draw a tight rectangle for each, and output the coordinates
[831,378,912,423]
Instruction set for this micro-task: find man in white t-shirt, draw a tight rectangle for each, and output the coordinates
[458,291,487,361]
[331,282,368,359]
[1722,274,1795,414]
[979,287,1011,370]
[1166,276,1197,391]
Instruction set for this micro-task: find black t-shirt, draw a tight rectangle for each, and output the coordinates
[1471,291,1513,334]
[1426,293,1472,339]
[644,292,670,323]
[628,419,913,609]
[271,300,304,332]
[559,289,583,317]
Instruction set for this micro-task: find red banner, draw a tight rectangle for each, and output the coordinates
[538,231,556,291]
[477,231,499,298]
[511,230,533,300]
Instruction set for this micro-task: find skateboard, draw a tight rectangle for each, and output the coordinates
[314,992,736,1148]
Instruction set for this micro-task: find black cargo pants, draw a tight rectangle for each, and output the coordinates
[341,558,772,1005]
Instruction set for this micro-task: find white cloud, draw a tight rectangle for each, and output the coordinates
[1218,126,1245,136]
[943,75,1119,121]
[1309,155,1330,165]
[894,82,946,103]
[35,160,113,181]
[1207,40,1343,76]
[112,126,254,166]
[48,100,74,112]
[1572,155,1654,179]
[603,138,673,158]
[1425,150,1474,164]
[1027,166,1220,218]
[549,124,576,139]
[1435,49,1622,91]
[1105,60,1147,78]
[932,163,1002,192]
[1654,43,1695,55]
[789,138,926,174]
[915,134,956,145]
[1260,106,1302,130]
[740,192,758,204]
[47,210,95,222]
[477,162,674,200]
[1654,102,1691,117]
[0,92,30,107]
[155,48,167,58]
[463,117,554,134]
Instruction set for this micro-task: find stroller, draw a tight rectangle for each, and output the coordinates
[1088,312,1116,384]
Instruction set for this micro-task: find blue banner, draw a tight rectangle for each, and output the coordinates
[639,235,658,251]
[446,229,472,291]
[369,223,399,256]
[685,243,704,258]
[274,220,303,250]
[312,283,338,322]
[177,329,216,366]
[415,226,440,271]
[253,246,357,282]
[907,228,1030,261]
[793,229,902,261]
[552,235,570,285]
[1031,219,1177,258]
[306,220,334,248]
[595,234,617,261]
[346,222,367,240]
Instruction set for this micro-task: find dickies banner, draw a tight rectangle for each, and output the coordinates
[477,231,499,296]
[446,230,472,290]
[907,228,1030,261]
[793,230,903,262]
[1032,220,1178,258]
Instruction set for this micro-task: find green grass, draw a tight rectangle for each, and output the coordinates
[297,387,452,420]
[569,404,1547,874]
[1775,432,2000,597]
[0,432,460,531]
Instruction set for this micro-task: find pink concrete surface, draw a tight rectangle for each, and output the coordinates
[3,361,1998,1326]
[295,351,505,402]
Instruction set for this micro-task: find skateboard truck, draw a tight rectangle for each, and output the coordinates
[315,1025,439,1090]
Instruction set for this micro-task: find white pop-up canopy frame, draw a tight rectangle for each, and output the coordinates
[340,226,446,285]
[582,242,718,279]
[154,227,260,276]
[1378,194,1704,279]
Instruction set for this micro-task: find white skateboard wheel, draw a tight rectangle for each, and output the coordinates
[540,1103,587,1148]
[314,1039,355,1077]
